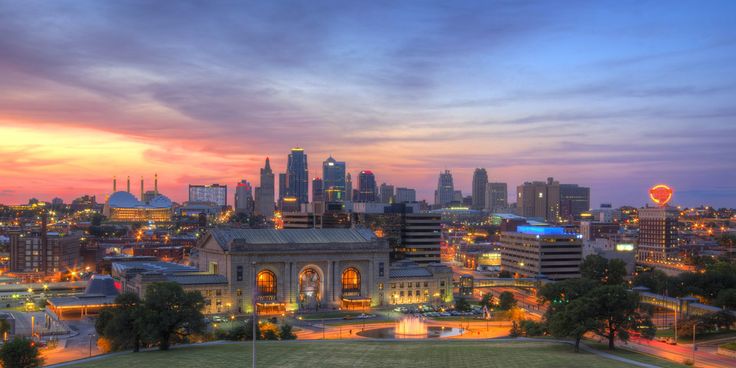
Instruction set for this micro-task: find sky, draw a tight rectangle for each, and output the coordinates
[1,0,735,208]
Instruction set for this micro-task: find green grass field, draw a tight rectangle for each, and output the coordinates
[66,340,685,368]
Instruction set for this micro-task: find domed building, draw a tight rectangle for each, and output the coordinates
[103,175,172,222]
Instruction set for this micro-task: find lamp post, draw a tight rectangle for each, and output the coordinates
[692,323,697,366]
[88,333,95,357]
[252,261,257,368]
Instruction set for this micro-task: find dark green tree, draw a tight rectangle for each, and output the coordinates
[588,285,649,350]
[454,296,471,312]
[714,288,736,309]
[95,292,146,352]
[498,291,517,311]
[0,338,43,368]
[509,320,521,337]
[632,270,670,295]
[262,328,279,340]
[547,296,600,352]
[580,255,627,285]
[279,324,297,340]
[244,318,261,340]
[538,278,599,315]
[143,282,206,350]
[479,293,495,309]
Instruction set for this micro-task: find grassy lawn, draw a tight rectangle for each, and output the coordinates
[67,340,682,368]
[720,342,736,351]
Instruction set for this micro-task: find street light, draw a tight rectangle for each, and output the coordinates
[89,333,96,357]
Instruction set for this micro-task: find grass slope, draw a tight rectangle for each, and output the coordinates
[68,340,683,368]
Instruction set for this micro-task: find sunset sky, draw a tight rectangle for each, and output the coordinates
[1,1,735,207]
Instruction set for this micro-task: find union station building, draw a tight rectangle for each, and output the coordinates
[194,228,391,314]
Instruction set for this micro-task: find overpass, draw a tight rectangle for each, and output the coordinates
[455,275,550,295]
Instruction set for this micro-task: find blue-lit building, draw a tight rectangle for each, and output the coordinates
[322,156,346,202]
[499,226,582,280]
[287,147,309,204]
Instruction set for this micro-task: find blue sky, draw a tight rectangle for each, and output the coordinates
[0,0,735,207]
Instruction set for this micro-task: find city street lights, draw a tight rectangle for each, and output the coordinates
[88,333,96,357]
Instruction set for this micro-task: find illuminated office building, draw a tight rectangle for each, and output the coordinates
[322,156,346,202]
[287,147,309,204]
[189,184,227,207]
[500,226,582,280]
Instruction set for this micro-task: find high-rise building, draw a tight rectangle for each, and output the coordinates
[312,177,324,202]
[345,173,353,202]
[471,168,488,210]
[286,147,309,204]
[485,182,508,213]
[357,170,377,202]
[189,184,227,207]
[559,184,591,221]
[322,156,346,202]
[278,173,288,202]
[400,213,442,264]
[500,226,582,280]
[9,227,81,275]
[453,190,464,204]
[379,183,394,203]
[516,177,560,222]
[638,207,679,263]
[235,180,254,215]
[255,158,275,218]
[395,187,416,203]
[434,170,454,207]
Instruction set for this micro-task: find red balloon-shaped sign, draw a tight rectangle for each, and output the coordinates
[649,184,673,206]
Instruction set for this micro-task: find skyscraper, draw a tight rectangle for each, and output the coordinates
[189,184,227,207]
[322,156,346,202]
[345,173,353,202]
[559,184,591,221]
[516,177,560,222]
[235,180,254,215]
[379,183,394,203]
[255,158,275,218]
[278,173,288,202]
[395,187,416,203]
[434,170,454,207]
[471,168,488,210]
[287,147,309,204]
[357,170,377,202]
[638,206,679,263]
[485,182,508,213]
[312,177,324,202]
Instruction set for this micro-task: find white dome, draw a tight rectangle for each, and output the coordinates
[107,191,141,208]
[148,195,172,208]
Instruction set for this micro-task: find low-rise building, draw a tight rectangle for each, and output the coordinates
[387,260,453,305]
[500,226,582,280]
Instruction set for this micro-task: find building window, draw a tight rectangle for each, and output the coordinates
[423,282,428,287]
[390,283,396,289]
[379,262,384,277]
[236,265,243,282]
[341,268,361,296]
[379,283,384,290]
[257,270,277,298]
[236,289,242,296]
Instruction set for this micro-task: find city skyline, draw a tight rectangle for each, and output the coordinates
[1,1,735,207]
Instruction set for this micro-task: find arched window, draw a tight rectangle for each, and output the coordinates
[256,270,277,297]
[341,268,361,294]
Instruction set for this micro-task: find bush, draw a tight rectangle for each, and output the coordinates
[279,324,297,340]
[519,320,546,337]
[0,337,44,368]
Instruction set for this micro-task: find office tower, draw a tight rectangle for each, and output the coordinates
[638,207,679,263]
[9,229,81,274]
[278,173,288,202]
[255,158,275,218]
[559,184,591,221]
[189,184,227,207]
[235,180,254,215]
[516,177,560,222]
[345,173,353,202]
[500,226,582,280]
[485,182,508,213]
[379,183,395,203]
[395,187,416,203]
[323,156,346,201]
[400,212,442,264]
[287,147,309,204]
[357,170,377,202]
[471,168,488,210]
[434,170,454,207]
[312,177,324,202]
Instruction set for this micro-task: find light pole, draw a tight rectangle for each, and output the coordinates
[88,333,95,357]
[252,261,257,368]
[692,323,697,366]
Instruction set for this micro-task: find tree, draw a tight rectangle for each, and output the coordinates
[244,318,261,341]
[518,320,546,337]
[547,296,600,352]
[509,320,521,337]
[580,255,627,285]
[143,282,206,350]
[96,292,146,352]
[714,288,736,309]
[498,292,517,310]
[479,293,495,309]
[588,285,649,350]
[0,338,43,368]
[632,270,670,295]
[539,278,599,315]
[279,324,297,340]
[454,296,471,312]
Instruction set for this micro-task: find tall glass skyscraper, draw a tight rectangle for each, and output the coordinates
[434,170,454,207]
[358,170,377,202]
[322,156,346,202]
[287,147,309,204]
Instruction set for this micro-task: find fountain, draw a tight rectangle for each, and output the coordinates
[395,315,428,338]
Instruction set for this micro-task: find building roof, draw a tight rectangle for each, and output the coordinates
[112,261,197,275]
[207,228,379,251]
[389,260,433,278]
[107,191,172,209]
[84,274,119,297]
[164,273,228,285]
